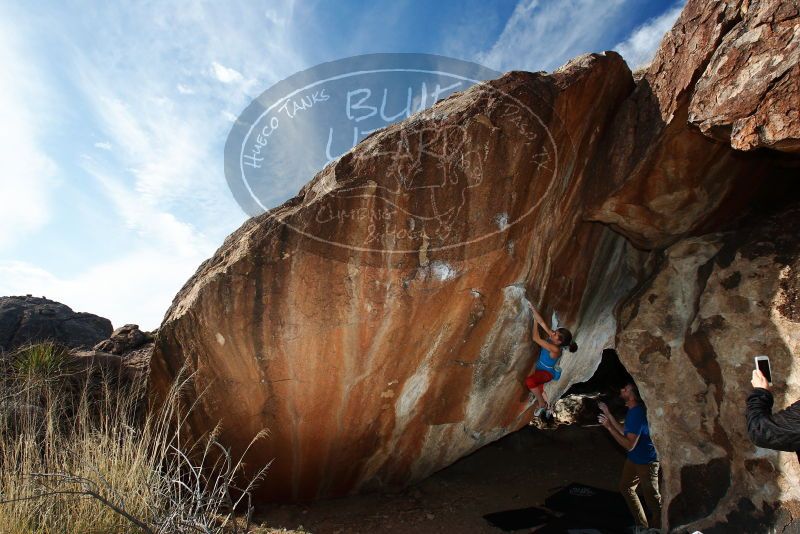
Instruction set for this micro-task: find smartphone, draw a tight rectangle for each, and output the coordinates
[755,355,772,385]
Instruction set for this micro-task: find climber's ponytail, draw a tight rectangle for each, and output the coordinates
[556,327,578,353]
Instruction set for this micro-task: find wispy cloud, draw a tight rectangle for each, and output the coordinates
[439,2,504,62]
[613,1,684,69]
[211,61,244,84]
[2,1,305,328]
[477,0,630,73]
[0,12,58,249]
[65,1,304,224]
[264,8,288,27]
[80,156,212,258]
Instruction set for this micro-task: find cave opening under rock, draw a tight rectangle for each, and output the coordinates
[539,348,636,428]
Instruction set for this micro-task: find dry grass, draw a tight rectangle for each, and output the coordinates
[0,342,270,533]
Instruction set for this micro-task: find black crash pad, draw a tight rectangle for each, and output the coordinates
[482,506,555,531]
[483,483,636,533]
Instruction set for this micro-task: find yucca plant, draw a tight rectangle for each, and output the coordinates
[11,341,67,379]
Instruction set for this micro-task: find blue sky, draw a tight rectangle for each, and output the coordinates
[0,0,684,330]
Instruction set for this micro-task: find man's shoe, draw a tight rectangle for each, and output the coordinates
[534,407,546,418]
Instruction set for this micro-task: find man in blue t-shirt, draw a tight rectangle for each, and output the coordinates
[599,381,661,531]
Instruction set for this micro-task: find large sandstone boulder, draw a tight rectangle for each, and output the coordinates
[0,296,113,351]
[616,206,800,531]
[151,0,800,529]
[153,53,647,501]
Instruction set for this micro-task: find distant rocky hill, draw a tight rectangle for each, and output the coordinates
[151,0,799,531]
[0,295,112,351]
[0,295,155,385]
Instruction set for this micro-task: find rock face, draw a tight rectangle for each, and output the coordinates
[0,296,113,352]
[70,344,154,382]
[616,206,800,531]
[94,324,154,355]
[88,324,155,378]
[151,0,800,529]
[586,0,780,249]
[688,0,800,152]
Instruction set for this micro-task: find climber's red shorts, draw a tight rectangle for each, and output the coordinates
[525,370,553,390]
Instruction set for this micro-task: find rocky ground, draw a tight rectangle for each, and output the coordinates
[257,423,626,533]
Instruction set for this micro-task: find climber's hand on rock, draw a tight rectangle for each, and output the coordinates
[751,369,769,390]
[597,401,610,416]
[598,414,611,428]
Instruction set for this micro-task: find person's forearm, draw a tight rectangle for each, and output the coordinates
[606,425,631,450]
[607,416,625,436]
[531,322,542,343]
[603,415,636,450]
[531,306,546,326]
[531,307,552,334]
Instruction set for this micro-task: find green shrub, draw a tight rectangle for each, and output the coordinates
[11,341,67,379]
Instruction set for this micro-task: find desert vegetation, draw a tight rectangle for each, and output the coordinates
[0,342,271,534]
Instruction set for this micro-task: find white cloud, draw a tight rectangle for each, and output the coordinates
[80,157,212,258]
[478,0,629,73]
[94,140,112,150]
[0,251,206,331]
[613,2,684,69]
[67,1,303,223]
[176,83,194,94]
[0,15,58,249]
[440,5,502,62]
[2,1,304,328]
[0,156,219,330]
[264,9,287,26]
[211,61,244,84]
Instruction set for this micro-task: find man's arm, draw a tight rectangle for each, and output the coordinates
[599,413,639,451]
[598,402,626,437]
[605,411,625,436]
[746,388,800,452]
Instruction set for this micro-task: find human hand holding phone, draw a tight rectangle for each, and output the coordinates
[753,355,772,389]
[751,369,770,390]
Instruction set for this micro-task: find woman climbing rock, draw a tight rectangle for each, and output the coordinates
[524,300,578,419]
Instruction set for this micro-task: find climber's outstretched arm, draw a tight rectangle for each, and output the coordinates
[527,301,555,338]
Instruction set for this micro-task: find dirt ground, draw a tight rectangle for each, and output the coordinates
[255,423,627,533]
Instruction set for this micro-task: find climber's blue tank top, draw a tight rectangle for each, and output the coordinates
[535,346,561,380]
